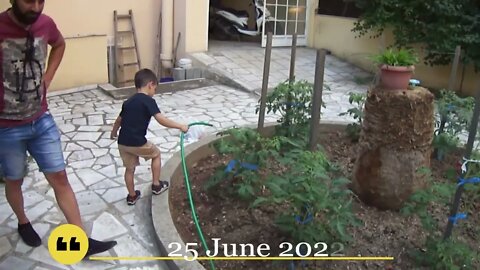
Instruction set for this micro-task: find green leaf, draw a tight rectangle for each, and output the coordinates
[251,197,269,208]
[332,177,351,186]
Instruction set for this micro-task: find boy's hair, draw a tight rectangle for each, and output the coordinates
[134,69,158,89]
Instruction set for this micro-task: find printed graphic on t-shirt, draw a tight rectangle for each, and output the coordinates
[1,36,46,120]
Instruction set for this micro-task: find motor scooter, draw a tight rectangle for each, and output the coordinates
[209,0,273,40]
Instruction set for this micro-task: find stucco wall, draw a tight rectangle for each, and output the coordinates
[308,13,478,96]
[174,0,209,60]
[1,0,208,91]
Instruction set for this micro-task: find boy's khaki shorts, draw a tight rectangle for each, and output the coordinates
[118,141,160,169]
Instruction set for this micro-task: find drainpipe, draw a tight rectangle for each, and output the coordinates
[161,0,174,73]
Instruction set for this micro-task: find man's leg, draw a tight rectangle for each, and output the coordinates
[27,115,83,227]
[0,134,28,224]
[43,170,82,228]
[0,124,41,247]
[5,178,42,247]
[4,179,29,225]
[28,112,117,255]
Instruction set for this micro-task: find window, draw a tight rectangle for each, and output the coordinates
[317,0,363,18]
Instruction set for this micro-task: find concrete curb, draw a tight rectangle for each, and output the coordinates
[99,79,218,100]
[46,84,99,97]
[151,121,348,270]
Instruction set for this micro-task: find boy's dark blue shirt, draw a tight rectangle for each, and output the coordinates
[118,93,160,147]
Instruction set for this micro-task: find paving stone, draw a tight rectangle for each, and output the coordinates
[29,246,69,270]
[88,115,104,125]
[78,125,101,132]
[76,191,108,215]
[99,165,118,177]
[109,149,120,158]
[63,113,84,120]
[63,131,77,139]
[95,189,106,196]
[96,155,114,166]
[0,227,13,238]
[0,237,11,258]
[77,168,106,186]
[69,149,94,161]
[70,259,117,270]
[57,123,75,133]
[32,223,50,240]
[102,187,128,203]
[15,238,34,254]
[72,132,102,142]
[65,142,84,151]
[97,139,115,148]
[33,267,54,270]
[0,205,12,225]
[92,148,109,157]
[72,118,87,126]
[68,159,96,169]
[91,212,128,240]
[77,141,100,149]
[160,142,177,150]
[0,256,34,270]
[90,179,121,190]
[113,200,133,214]
[113,234,153,264]
[25,200,54,222]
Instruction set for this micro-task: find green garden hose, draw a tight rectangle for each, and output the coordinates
[180,122,215,270]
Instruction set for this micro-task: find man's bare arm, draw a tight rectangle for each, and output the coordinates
[43,35,66,89]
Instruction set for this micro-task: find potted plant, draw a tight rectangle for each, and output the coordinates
[372,48,419,90]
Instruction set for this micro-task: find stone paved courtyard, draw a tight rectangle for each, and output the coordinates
[0,83,360,270]
[191,40,373,95]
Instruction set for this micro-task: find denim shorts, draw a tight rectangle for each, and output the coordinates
[0,111,65,180]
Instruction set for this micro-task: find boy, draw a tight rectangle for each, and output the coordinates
[110,69,188,205]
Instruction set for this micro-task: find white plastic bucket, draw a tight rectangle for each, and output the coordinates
[177,58,192,69]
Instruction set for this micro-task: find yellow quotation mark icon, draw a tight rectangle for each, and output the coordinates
[48,224,89,265]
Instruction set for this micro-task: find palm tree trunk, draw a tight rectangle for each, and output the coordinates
[352,86,435,210]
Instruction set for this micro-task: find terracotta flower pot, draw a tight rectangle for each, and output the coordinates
[379,65,415,90]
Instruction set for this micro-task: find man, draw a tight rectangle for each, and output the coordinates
[0,0,117,257]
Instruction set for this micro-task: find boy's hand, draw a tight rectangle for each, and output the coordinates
[110,131,118,140]
[180,125,189,133]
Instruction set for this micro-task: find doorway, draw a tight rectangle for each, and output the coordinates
[261,0,308,47]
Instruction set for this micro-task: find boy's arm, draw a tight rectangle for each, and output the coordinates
[110,116,122,139]
[153,113,188,132]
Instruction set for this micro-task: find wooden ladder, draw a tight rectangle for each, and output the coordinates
[113,9,141,87]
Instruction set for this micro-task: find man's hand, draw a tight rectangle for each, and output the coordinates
[42,79,52,90]
[43,37,66,91]
[180,125,189,133]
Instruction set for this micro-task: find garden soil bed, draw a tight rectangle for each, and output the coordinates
[169,130,479,270]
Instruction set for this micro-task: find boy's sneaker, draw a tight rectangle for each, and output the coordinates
[152,181,169,195]
[18,222,41,247]
[126,190,141,205]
